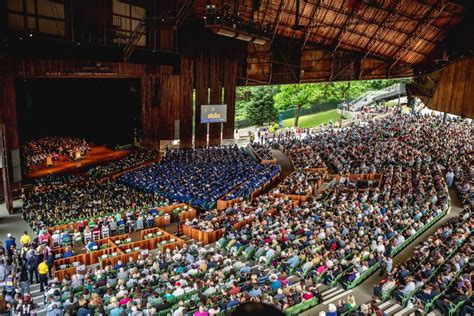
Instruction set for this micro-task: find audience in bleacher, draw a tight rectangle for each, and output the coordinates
[23,180,169,230]
[87,149,158,178]
[9,112,472,315]
[119,146,277,209]
[250,143,274,161]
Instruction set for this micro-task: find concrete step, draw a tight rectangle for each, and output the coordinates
[322,289,353,305]
[384,303,404,315]
[321,288,345,301]
[395,306,417,316]
[320,286,341,298]
[378,300,393,310]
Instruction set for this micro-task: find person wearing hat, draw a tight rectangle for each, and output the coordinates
[15,294,37,315]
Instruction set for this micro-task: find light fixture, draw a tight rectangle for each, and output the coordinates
[236,34,252,41]
[216,29,236,37]
[252,38,266,45]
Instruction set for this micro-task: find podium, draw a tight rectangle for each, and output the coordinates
[46,155,53,167]
[74,149,82,160]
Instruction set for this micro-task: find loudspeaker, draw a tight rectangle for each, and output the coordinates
[153,80,161,107]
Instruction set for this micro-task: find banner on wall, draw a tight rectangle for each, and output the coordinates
[201,104,227,123]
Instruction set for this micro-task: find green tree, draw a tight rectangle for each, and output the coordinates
[274,84,324,127]
[236,87,254,121]
[245,86,278,126]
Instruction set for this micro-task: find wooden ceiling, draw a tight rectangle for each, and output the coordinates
[192,0,468,85]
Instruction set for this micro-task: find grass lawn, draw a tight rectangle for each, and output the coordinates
[281,109,341,128]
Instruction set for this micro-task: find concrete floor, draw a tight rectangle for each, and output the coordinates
[0,199,35,242]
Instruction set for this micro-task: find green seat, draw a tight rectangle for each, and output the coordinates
[158,308,172,316]
[449,299,466,316]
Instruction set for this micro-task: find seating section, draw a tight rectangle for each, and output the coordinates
[373,208,473,314]
[118,146,279,209]
[270,170,326,198]
[16,113,472,316]
[46,204,196,248]
[250,142,274,161]
[23,180,170,230]
[87,148,159,178]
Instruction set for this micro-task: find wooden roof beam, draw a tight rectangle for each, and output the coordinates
[389,0,448,76]
[329,3,367,81]
[301,0,321,49]
[272,0,286,42]
[359,0,406,79]
[356,0,460,31]
[280,2,442,44]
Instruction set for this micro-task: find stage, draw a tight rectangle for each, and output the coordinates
[25,146,130,179]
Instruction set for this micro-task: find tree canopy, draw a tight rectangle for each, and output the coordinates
[236,79,406,125]
[244,86,279,126]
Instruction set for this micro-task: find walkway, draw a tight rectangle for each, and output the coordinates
[301,188,463,316]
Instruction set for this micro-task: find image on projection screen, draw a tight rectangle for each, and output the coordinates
[201,104,227,123]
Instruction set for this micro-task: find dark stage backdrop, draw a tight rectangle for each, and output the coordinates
[16,78,141,147]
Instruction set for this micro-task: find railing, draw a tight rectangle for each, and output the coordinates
[123,15,146,62]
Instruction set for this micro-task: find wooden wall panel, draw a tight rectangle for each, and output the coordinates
[141,74,159,146]
[223,47,237,140]
[424,57,474,118]
[194,49,209,147]
[0,55,19,150]
[6,33,241,149]
[179,56,193,148]
[208,48,223,146]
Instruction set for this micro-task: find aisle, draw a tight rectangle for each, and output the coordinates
[262,149,294,192]
[0,199,34,239]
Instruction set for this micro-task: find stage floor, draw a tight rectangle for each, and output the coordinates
[25,146,130,179]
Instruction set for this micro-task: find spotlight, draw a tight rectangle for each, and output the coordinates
[29,33,33,38]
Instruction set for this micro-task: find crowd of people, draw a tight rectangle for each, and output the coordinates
[270,171,324,196]
[222,165,281,201]
[119,146,278,209]
[9,112,471,316]
[373,207,472,314]
[23,179,170,230]
[249,143,274,161]
[22,137,90,168]
[87,149,159,178]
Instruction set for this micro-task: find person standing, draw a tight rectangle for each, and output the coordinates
[19,265,30,295]
[43,244,54,278]
[20,232,31,247]
[38,259,49,292]
[4,234,16,253]
[445,170,454,188]
[0,261,6,285]
[27,250,39,284]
